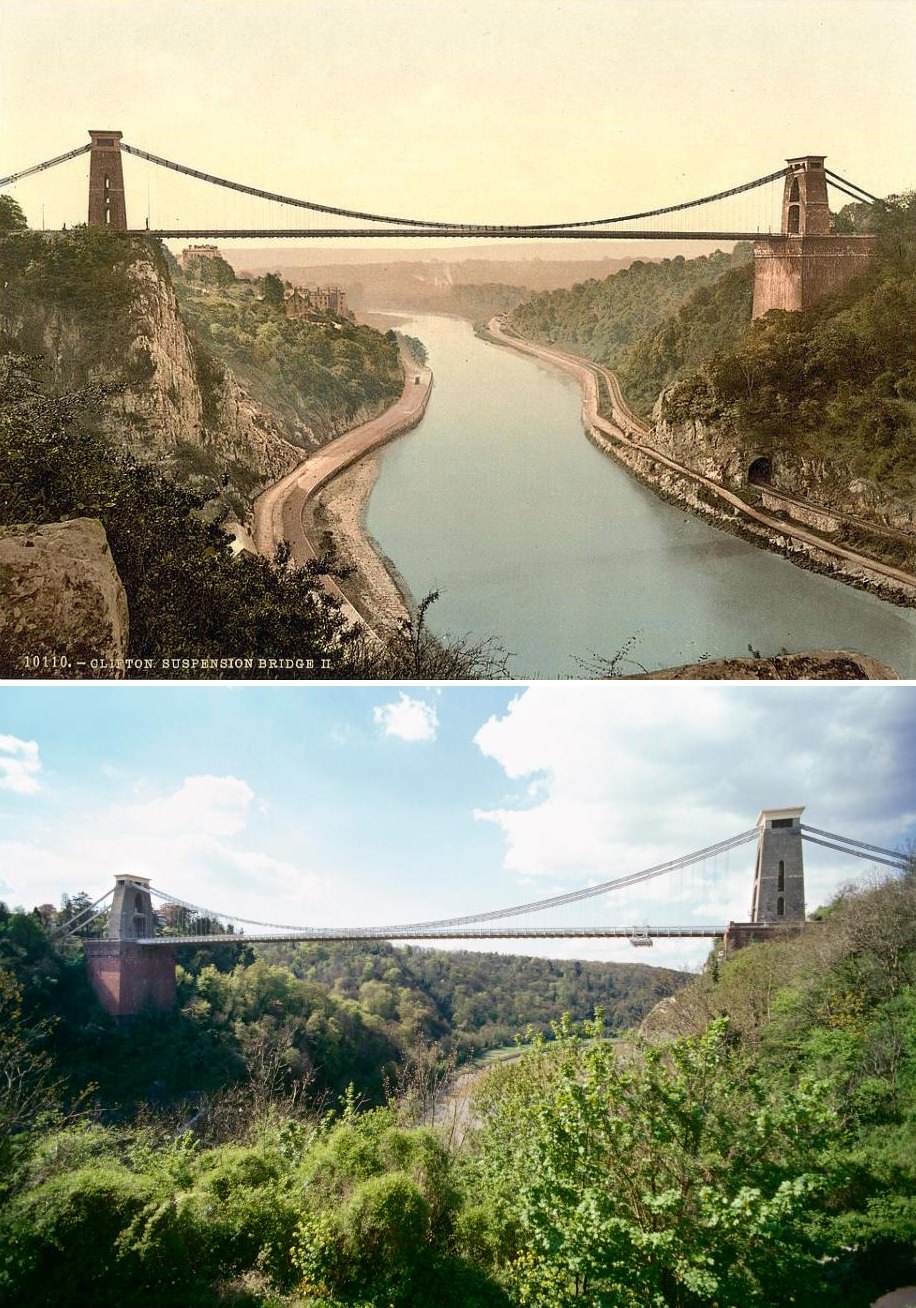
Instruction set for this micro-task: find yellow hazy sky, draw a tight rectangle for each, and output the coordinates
[1,0,914,230]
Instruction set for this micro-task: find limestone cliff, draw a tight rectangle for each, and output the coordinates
[108,251,301,488]
[650,402,916,538]
[3,238,301,513]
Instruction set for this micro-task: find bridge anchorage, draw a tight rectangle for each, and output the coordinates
[1,132,881,319]
[62,805,910,1018]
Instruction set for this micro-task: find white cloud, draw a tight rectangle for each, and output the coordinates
[472,684,916,967]
[373,694,439,743]
[0,773,328,925]
[124,775,254,837]
[0,735,41,794]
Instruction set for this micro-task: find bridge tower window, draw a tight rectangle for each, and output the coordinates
[787,204,801,234]
[789,178,800,202]
[776,896,785,917]
[777,860,785,891]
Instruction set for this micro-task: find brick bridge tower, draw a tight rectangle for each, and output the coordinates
[752,156,877,318]
[84,876,175,1018]
[724,806,807,953]
[87,130,127,229]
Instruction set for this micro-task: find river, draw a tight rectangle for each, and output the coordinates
[365,313,916,678]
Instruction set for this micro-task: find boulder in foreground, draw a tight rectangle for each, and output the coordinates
[0,518,129,678]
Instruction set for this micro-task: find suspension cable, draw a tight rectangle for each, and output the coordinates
[147,828,759,936]
[824,169,880,204]
[826,178,877,206]
[51,887,115,938]
[802,825,910,866]
[800,834,907,871]
[0,142,91,189]
[120,143,789,232]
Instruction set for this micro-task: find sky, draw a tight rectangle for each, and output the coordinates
[1,0,913,237]
[1,682,914,970]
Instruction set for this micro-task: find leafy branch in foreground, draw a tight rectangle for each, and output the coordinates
[352,590,511,679]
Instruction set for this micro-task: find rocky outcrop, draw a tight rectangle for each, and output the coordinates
[111,253,302,486]
[634,650,897,680]
[8,242,302,506]
[652,406,916,535]
[0,519,129,678]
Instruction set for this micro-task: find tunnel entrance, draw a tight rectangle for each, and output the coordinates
[748,456,771,486]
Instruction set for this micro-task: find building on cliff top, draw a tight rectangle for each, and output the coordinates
[180,243,223,269]
[284,284,349,318]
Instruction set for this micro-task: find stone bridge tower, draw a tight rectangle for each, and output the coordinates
[781,157,832,236]
[724,806,807,953]
[750,806,806,923]
[752,156,876,318]
[84,876,175,1018]
[87,130,127,229]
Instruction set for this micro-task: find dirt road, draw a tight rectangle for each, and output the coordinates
[252,355,433,623]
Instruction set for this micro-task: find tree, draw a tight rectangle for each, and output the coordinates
[473,1016,842,1306]
[357,590,510,679]
[0,194,27,233]
[0,971,62,1157]
[0,354,357,677]
[260,271,285,307]
[184,252,235,288]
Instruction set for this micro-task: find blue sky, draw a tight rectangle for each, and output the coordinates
[1,683,914,969]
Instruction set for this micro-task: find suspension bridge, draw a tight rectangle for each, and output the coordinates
[52,807,910,1017]
[0,132,882,316]
[1,131,879,244]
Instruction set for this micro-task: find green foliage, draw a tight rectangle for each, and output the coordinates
[0,196,27,233]
[471,1015,842,1306]
[176,274,402,445]
[260,939,686,1056]
[645,861,916,1303]
[184,252,236,287]
[661,194,916,495]
[1,868,916,1305]
[617,263,754,416]
[0,971,62,1176]
[0,1156,156,1306]
[0,227,148,383]
[396,333,428,366]
[260,272,285,307]
[0,354,364,677]
[509,247,751,379]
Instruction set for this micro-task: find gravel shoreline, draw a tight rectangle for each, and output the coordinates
[302,453,412,631]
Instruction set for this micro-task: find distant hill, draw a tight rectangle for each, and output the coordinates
[221,252,652,317]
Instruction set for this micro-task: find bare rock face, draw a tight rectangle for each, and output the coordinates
[10,242,303,504]
[0,519,129,678]
[113,253,304,484]
[653,398,916,531]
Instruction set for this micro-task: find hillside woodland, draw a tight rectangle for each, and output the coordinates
[508,245,754,416]
[660,196,916,498]
[174,257,402,447]
[508,195,916,508]
[0,865,914,1306]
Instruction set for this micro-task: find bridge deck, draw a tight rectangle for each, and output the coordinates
[138,925,725,944]
[115,228,764,241]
